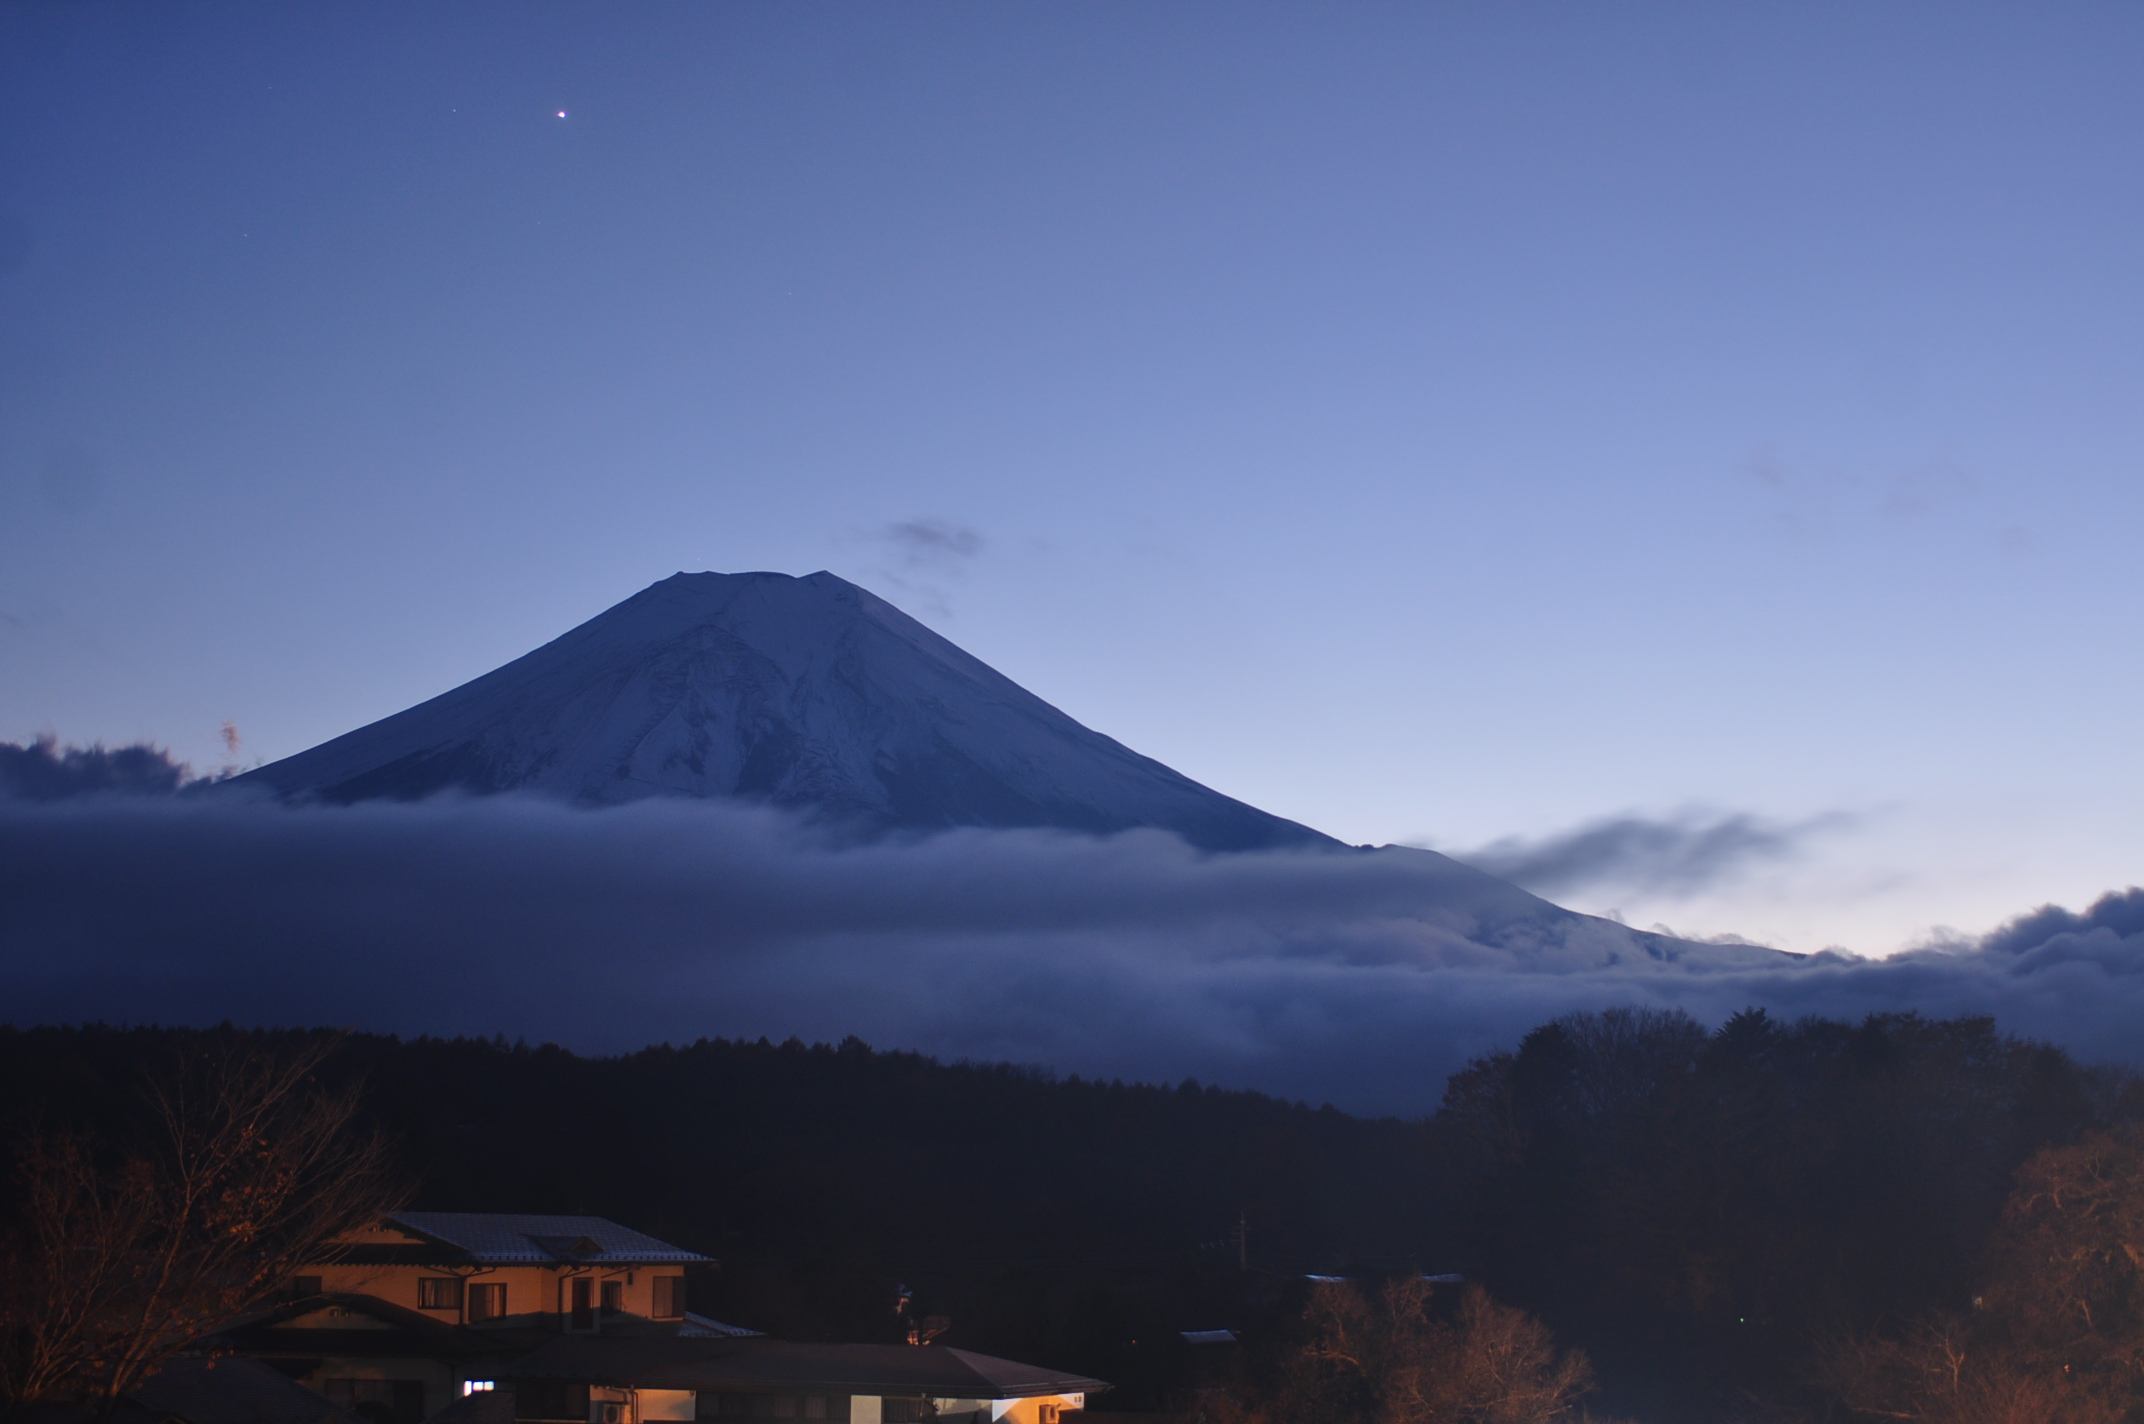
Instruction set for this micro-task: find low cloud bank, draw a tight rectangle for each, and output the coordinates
[1,794,2138,1114]
[0,735,194,800]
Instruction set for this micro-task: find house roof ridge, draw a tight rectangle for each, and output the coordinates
[382,1212,713,1266]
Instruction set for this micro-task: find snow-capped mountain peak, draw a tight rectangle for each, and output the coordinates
[240,570,1335,851]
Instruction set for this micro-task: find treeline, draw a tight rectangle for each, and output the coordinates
[2,1011,2137,1420]
[1434,1007,2142,1419]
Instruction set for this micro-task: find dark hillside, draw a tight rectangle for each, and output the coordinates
[3,1014,2134,1419]
[0,1026,1431,1405]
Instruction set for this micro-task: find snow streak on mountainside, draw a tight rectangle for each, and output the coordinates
[241,571,1335,852]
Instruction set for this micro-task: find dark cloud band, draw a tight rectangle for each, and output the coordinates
[0,796,2136,1114]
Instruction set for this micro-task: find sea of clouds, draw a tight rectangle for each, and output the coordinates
[3,765,2140,1113]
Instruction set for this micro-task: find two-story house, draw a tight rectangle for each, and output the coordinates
[212,1214,719,1424]
[212,1214,1104,1424]
[309,1213,715,1334]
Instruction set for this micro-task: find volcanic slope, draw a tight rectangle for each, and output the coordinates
[240,570,1334,851]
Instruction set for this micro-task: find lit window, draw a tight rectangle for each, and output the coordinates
[464,1383,496,1397]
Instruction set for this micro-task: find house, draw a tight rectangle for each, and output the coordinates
[214,1214,1105,1424]
[307,1214,715,1335]
[209,1214,715,1424]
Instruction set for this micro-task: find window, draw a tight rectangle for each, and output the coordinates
[1038,1407,1062,1424]
[600,1281,624,1316]
[469,1283,507,1322]
[463,1383,496,1397]
[418,1277,463,1311]
[516,1382,590,1422]
[284,1276,324,1300]
[802,1402,825,1422]
[651,1276,685,1319]
[882,1401,935,1423]
[570,1278,594,1331]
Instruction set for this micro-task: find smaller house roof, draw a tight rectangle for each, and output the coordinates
[385,1214,712,1266]
[124,1357,367,1424]
[678,1314,764,1338]
[509,1337,1105,1401]
[207,1293,522,1362]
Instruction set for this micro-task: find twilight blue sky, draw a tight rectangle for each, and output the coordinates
[3,3,2140,956]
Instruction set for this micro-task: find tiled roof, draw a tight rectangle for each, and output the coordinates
[673,1344,1105,1399]
[388,1214,711,1266]
[678,1313,764,1338]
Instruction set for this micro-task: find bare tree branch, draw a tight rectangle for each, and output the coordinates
[0,1030,407,1417]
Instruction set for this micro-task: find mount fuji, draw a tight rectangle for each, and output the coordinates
[217,569,1795,973]
[240,570,1334,852]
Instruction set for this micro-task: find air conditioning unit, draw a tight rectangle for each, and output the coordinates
[598,1403,628,1424]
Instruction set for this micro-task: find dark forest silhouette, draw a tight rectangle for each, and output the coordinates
[3,1011,2139,1421]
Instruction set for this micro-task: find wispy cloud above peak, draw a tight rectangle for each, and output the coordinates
[868,519,989,618]
[1447,810,1850,900]
[883,519,985,568]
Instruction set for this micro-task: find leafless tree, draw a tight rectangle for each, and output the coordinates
[1207,1277,1595,1424]
[1818,1123,2144,1424]
[0,1031,406,1418]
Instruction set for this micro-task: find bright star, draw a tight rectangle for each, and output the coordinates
[556,110,567,118]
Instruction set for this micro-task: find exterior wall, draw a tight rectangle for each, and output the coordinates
[809,1396,1081,1424]
[988,1396,1084,1424]
[686,1389,855,1421]
[638,1392,695,1421]
[310,1246,687,1328]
